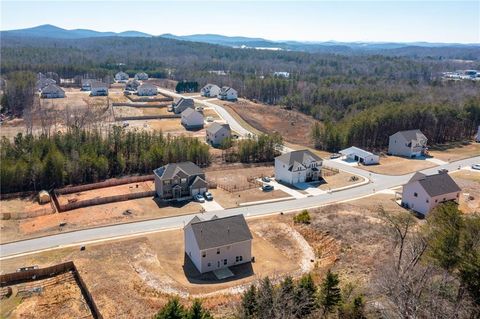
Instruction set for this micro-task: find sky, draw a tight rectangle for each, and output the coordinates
[1,1,479,43]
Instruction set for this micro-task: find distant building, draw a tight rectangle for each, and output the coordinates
[173,98,194,114]
[134,72,148,80]
[401,171,461,216]
[137,83,157,96]
[273,71,290,78]
[388,130,428,158]
[181,108,204,130]
[125,79,141,91]
[90,81,109,96]
[115,71,129,82]
[36,78,56,91]
[339,146,379,165]
[218,86,238,101]
[274,150,323,185]
[153,162,208,202]
[184,214,253,274]
[81,79,95,91]
[40,84,65,98]
[201,84,221,97]
[206,122,231,147]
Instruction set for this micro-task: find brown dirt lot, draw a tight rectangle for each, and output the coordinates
[451,171,480,214]
[1,272,92,319]
[57,181,154,206]
[318,170,365,191]
[214,99,318,147]
[0,197,202,244]
[0,196,53,215]
[202,108,221,120]
[206,166,274,186]
[428,142,480,162]
[211,188,291,208]
[358,155,437,175]
[0,220,312,318]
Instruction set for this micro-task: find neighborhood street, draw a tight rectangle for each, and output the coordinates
[1,156,478,259]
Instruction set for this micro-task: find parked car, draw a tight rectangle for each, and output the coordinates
[194,194,205,203]
[262,176,271,182]
[472,164,480,170]
[122,121,129,128]
[330,153,341,159]
[203,191,213,201]
[262,184,274,192]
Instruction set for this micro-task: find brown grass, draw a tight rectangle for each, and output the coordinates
[451,171,480,214]
[428,142,480,162]
[359,155,437,175]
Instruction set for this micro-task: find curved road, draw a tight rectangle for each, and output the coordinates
[1,156,478,259]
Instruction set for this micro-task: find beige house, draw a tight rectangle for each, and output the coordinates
[401,170,461,216]
[184,214,253,274]
[388,130,428,157]
[206,122,231,147]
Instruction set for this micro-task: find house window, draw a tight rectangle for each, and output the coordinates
[426,199,429,203]
[164,180,170,185]
[217,249,220,254]
[235,256,243,262]
[181,178,187,183]
[223,259,227,265]
[435,199,438,203]
[202,252,206,258]
[414,192,418,197]
[208,262,211,267]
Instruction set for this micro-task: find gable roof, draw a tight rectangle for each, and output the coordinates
[41,83,64,94]
[187,214,253,250]
[190,176,207,189]
[407,171,461,197]
[181,107,202,119]
[138,83,156,90]
[153,162,204,180]
[90,81,107,89]
[176,97,194,107]
[207,122,230,135]
[202,83,220,91]
[275,150,322,168]
[340,146,375,158]
[220,86,236,94]
[394,129,427,142]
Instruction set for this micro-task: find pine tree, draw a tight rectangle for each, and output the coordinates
[186,299,213,319]
[256,277,274,318]
[318,270,342,316]
[154,297,185,319]
[295,273,317,317]
[241,285,257,318]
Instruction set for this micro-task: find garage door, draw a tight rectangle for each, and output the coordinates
[191,187,207,196]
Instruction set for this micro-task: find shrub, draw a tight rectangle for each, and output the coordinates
[294,210,311,224]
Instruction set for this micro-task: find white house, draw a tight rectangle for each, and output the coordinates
[40,84,65,98]
[137,83,157,96]
[206,122,231,147]
[401,170,461,216]
[125,79,140,91]
[184,214,253,274]
[273,72,290,78]
[201,84,221,97]
[339,146,379,165]
[134,72,148,80]
[475,125,480,142]
[181,108,204,130]
[173,98,194,114]
[218,86,238,101]
[81,79,95,91]
[90,81,109,96]
[388,130,428,158]
[275,150,323,185]
[115,71,129,82]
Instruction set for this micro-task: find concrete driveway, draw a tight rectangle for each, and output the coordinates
[201,200,224,212]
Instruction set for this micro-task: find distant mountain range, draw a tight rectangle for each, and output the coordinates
[2,24,479,53]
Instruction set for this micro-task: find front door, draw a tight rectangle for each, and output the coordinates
[172,186,182,198]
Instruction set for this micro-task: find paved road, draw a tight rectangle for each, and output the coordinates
[1,156,478,258]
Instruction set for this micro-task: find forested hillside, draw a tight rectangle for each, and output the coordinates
[1,35,479,150]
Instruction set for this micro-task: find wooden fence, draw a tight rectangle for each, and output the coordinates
[0,261,103,319]
[0,190,36,200]
[126,95,173,103]
[322,166,339,177]
[216,175,264,193]
[114,114,180,121]
[56,175,154,195]
[112,102,169,107]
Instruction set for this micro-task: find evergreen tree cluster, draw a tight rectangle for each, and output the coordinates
[223,133,283,163]
[0,127,210,193]
[155,298,213,319]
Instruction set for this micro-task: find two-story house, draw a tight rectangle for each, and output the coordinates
[115,71,129,82]
[206,122,231,147]
[90,81,109,96]
[184,214,253,274]
[173,97,195,114]
[153,162,208,201]
[274,150,323,185]
[217,86,238,101]
[388,130,428,158]
[201,84,221,97]
[401,170,461,216]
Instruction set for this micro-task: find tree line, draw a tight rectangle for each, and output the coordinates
[0,128,211,193]
[222,133,283,163]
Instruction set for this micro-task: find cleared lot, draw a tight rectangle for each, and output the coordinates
[451,170,480,214]
[358,155,437,175]
[428,142,480,162]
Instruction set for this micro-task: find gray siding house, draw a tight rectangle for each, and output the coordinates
[36,78,56,91]
[90,81,109,96]
[206,122,231,147]
[81,79,95,91]
[173,98,195,114]
[388,130,428,157]
[115,71,129,82]
[401,170,461,216]
[184,214,253,274]
[153,162,208,201]
[125,79,140,91]
[181,108,204,129]
[134,72,148,80]
[40,84,65,98]
[137,83,157,96]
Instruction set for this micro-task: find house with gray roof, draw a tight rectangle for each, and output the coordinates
[36,78,56,91]
[40,84,65,98]
[401,170,461,216]
[81,79,95,91]
[217,86,238,101]
[388,129,428,157]
[275,150,323,185]
[125,79,140,91]
[115,71,129,82]
[201,84,221,97]
[90,81,109,96]
[153,162,208,202]
[206,122,231,147]
[134,72,148,81]
[137,83,157,96]
[181,108,204,130]
[184,214,253,274]
[173,97,195,114]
